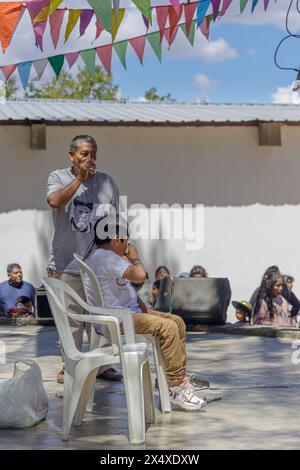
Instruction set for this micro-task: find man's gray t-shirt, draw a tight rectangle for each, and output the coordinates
[47,167,120,274]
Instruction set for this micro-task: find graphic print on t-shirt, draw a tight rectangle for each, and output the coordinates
[69,198,93,233]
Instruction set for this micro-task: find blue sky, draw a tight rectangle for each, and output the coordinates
[1,0,300,103]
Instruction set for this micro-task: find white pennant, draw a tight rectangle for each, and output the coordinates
[32,58,48,81]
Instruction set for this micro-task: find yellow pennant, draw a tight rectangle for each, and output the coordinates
[112,8,125,42]
[65,9,81,42]
[49,0,63,16]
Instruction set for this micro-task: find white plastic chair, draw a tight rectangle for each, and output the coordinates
[73,253,171,413]
[43,277,155,444]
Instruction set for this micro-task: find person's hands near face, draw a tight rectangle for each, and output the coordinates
[69,142,97,181]
[127,243,140,262]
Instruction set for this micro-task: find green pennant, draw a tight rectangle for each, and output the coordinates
[180,20,196,46]
[113,40,128,69]
[81,49,96,74]
[87,0,112,33]
[48,54,64,77]
[240,0,248,13]
[147,31,162,62]
[132,0,152,24]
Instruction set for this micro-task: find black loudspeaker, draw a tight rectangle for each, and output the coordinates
[35,286,53,319]
[155,277,231,325]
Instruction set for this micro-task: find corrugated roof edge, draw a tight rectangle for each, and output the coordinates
[3,98,300,106]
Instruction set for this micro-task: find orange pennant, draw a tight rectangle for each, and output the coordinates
[0,2,23,53]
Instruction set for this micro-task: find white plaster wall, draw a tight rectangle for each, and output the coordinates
[0,124,300,211]
[0,205,299,323]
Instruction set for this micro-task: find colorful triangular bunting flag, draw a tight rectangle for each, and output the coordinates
[17,61,32,90]
[49,8,65,48]
[114,41,128,69]
[147,31,162,62]
[79,10,94,37]
[65,51,80,69]
[112,8,125,42]
[132,0,152,23]
[81,49,96,74]
[96,44,113,74]
[129,35,146,65]
[0,2,23,53]
[48,54,64,77]
[87,0,112,34]
[65,9,81,42]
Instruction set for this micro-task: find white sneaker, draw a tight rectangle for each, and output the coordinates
[169,381,207,411]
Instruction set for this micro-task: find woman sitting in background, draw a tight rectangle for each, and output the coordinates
[253,269,293,327]
[189,265,207,278]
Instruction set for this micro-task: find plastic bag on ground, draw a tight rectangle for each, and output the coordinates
[0,359,48,428]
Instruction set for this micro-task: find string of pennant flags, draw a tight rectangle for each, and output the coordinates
[0,0,279,88]
[0,16,211,89]
[0,0,278,54]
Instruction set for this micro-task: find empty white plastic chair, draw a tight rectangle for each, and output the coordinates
[73,253,171,413]
[43,276,154,444]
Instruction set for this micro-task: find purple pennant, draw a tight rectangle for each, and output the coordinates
[79,9,94,37]
[211,0,221,20]
[33,21,47,50]
[142,14,149,30]
[264,0,270,10]
[26,0,49,21]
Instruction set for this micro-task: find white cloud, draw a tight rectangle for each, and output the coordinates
[165,30,237,63]
[271,84,300,104]
[194,73,217,91]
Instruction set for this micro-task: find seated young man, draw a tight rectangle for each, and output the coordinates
[84,219,207,411]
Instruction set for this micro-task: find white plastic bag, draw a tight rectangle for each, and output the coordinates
[0,359,48,428]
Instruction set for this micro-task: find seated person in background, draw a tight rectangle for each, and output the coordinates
[151,279,161,308]
[250,266,299,322]
[0,263,35,315]
[155,265,170,280]
[189,265,207,278]
[232,300,252,325]
[85,218,207,411]
[282,275,300,322]
[252,269,293,327]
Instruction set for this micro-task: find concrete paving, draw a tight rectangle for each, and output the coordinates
[0,325,300,450]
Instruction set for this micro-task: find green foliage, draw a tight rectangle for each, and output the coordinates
[144,86,175,102]
[25,66,119,100]
[5,77,18,99]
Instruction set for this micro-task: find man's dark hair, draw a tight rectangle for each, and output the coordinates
[94,219,128,246]
[69,135,97,154]
[7,263,21,273]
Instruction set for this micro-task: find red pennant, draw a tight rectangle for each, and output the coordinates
[1,64,17,81]
[163,25,179,47]
[65,51,80,68]
[95,17,104,40]
[168,4,183,38]
[0,2,23,53]
[199,16,210,40]
[49,9,66,49]
[96,45,112,75]
[156,6,169,42]
[184,2,197,36]
[129,35,146,65]
[211,0,221,20]
[220,0,233,16]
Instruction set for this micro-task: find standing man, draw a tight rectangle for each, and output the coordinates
[47,135,121,382]
[0,263,35,315]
